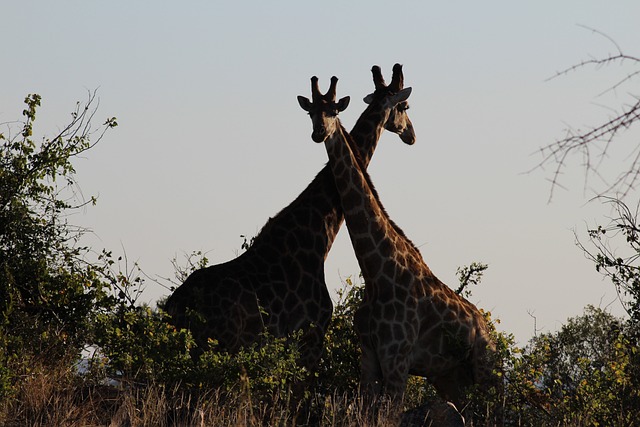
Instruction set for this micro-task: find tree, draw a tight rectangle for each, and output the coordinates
[0,92,116,396]
[512,306,639,426]
[531,31,640,424]
[534,28,640,328]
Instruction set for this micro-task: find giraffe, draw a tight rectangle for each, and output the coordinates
[164,65,415,374]
[298,75,497,413]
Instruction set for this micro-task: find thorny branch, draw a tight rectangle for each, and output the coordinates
[535,27,640,202]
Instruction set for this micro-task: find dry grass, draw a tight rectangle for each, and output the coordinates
[0,367,425,427]
[0,354,474,427]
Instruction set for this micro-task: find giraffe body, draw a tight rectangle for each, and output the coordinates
[165,65,415,372]
[298,75,496,410]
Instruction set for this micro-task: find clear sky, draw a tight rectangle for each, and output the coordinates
[3,1,640,344]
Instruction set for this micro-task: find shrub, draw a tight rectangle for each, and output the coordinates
[317,275,363,396]
[0,93,116,398]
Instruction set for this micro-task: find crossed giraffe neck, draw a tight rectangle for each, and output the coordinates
[165,65,415,374]
[299,76,497,412]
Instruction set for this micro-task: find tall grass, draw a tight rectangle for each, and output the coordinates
[0,362,449,426]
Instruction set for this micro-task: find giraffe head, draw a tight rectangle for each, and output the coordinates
[364,63,415,145]
[298,76,350,143]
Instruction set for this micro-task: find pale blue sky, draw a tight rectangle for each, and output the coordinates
[3,2,640,343]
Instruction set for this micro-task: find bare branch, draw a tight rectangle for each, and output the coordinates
[536,37,640,201]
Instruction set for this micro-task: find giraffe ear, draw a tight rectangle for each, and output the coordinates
[363,93,374,104]
[389,87,412,105]
[337,96,350,112]
[297,96,312,112]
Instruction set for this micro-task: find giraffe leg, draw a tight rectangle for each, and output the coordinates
[360,345,383,396]
[357,346,388,424]
[430,367,474,423]
[298,323,325,371]
[291,324,325,421]
[371,358,410,425]
[217,288,264,352]
[380,356,410,402]
[472,340,503,426]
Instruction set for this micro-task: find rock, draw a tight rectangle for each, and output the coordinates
[400,400,465,427]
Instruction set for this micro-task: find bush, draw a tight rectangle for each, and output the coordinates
[0,93,116,398]
[505,306,639,426]
[317,275,363,396]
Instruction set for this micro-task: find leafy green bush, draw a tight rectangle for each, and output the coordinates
[0,93,116,398]
[196,331,307,405]
[91,304,195,384]
[93,303,306,409]
[506,306,639,426]
[317,275,363,396]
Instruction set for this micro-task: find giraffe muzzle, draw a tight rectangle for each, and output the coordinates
[312,129,327,143]
[400,123,416,145]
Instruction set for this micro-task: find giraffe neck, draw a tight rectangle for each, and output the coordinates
[348,102,387,168]
[248,100,391,261]
[324,121,405,263]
